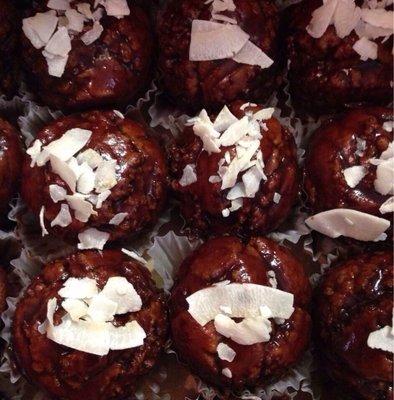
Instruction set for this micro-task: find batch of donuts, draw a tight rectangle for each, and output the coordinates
[0,0,392,399]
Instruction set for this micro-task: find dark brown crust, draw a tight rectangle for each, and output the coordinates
[21,110,168,242]
[0,0,20,97]
[167,101,300,236]
[12,250,168,400]
[315,250,393,400]
[170,236,311,390]
[0,117,23,220]
[22,0,154,111]
[157,0,282,112]
[285,0,393,114]
[304,107,393,217]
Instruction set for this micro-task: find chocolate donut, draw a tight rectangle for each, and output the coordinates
[22,110,167,243]
[285,0,393,114]
[157,0,282,111]
[21,0,154,111]
[167,101,299,236]
[12,249,168,400]
[315,249,393,399]
[170,236,311,390]
[304,107,393,217]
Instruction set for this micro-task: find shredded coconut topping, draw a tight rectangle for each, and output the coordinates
[185,104,274,217]
[306,0,393,60]
[23,0,131,77]
[44,276,146,356]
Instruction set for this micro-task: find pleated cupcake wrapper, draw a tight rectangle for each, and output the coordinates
[0,68,346,400]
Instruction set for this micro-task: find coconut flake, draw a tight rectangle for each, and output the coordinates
[305,208,390,241]
[51,204,72,227]
[100,277,142,314]
[95,190,111,209]
[189,20,250,61]
[107,321,146,350]
[43,52,69,78]
[95,159,118,193]
[252,108,275,121]
[333,0,361,38]
[58,277,99,299]
[109,212,128,225]
[367,326,394,353]
[219,116,249,147]
[45,26,71,57]
[77,3,93,19]
[353,37,378,60]
[61,298,88,321]
[104,0,130,17]
[77,228,110,250]
[179,164,198,187]
[81,21,104,45]
[87,295,118,322]
[343,165,367,188]
[307,0,338,38]
[22,12,59,49]
[66,193,97,222]
[361,8,393,30]
[76,163,96,194]
[27,139,43,167]
[65,9,86,32]
[77,148,104,169]
[242,165,265,198]
[214,313,272,345]
[222,368,232,378]
[383,121,394,132]
[379,196,394,214]
[49,184,67,203]
[39,206,49,237]
[217,343,236,362]
[187,282,294,326]
[213,106,239,132]
[273,192,281,204]
[232,40,274,69]
[374,159,394,195]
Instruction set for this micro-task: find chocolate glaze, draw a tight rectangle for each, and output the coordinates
[285,0,393,114]
[304,107,393,218]
[315,250,393,400]
[156,0,282,112]
[21,110,168,242]
[22,0,154,111]
[0,117,23,221]
[170,236,311,390]
[12,250,168,400]
[167,101,299,236]
[0,0,20,97]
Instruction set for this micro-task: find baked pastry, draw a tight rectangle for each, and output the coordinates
[170,236,311,390]
[286,0,393,114]
[315,249,393,400]
[304,107,393,242]
[167,101,299,236]
[0,117,23,221]
[0,0,19,97]
[157,0,282,111]
[21,0,153,111]
[22,110,167,247]
[12,249,168,400]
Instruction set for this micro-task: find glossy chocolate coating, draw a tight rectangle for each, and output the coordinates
[304,107,393,217]
[167,101,299,236]
[12,250,168,400]
[0,117,23,220]
[157,0,282,112]
[21,110,167,242]
[285,0,393,114]
[170,236,311,390]
[22,0,153,111]
[0,0,20,97]
[315,250,393,400]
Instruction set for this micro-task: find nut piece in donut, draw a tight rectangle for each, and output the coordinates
[157,0,282,111]
[167,101,299,236]
[170,236,311,390]
[12,249,168,400]
[315,250,393,400]
[21,0,154,111]
[0,117,23,221]
[285,0,393,114]
[22,110,167,245]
